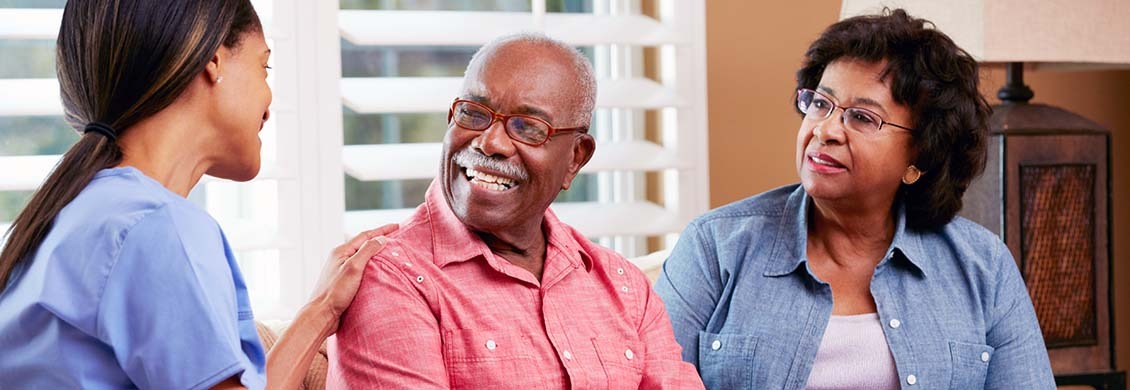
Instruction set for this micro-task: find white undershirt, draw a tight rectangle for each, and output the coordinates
[805,313,900,390]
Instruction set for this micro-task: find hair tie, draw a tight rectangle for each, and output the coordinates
[83,122,117,142]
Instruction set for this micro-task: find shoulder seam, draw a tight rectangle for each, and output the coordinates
[372,253,434,307]
[93,202,182,336]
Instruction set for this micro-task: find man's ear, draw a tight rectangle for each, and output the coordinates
[561,133,595,190]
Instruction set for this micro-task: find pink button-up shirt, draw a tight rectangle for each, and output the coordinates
[327,182,703,389]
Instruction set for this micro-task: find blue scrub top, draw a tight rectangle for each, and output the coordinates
[0,167,266,389]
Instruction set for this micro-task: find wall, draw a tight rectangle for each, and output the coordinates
[705,0,1130,375]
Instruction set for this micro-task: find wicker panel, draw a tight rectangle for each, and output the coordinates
[1020,164,1097,347]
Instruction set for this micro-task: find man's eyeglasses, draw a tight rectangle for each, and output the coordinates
[448,99,588,146]
[796,88,914,135]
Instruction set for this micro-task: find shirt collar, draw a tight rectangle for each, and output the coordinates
[764,186,929,278]
[423,180,592,272]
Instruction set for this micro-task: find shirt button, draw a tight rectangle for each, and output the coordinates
[981,351,991,362]
[617,268,625,275]
[563,350,573,360]
[907,374,917,385]
[621,286,629,292]
[711,340,722,350]
[889,319,901,329]
[624,349,634,360]
[392,251,399,257]
[415,275,425,283]
[485,340,497,350]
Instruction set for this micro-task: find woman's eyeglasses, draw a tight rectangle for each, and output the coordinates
[796,88,914,135]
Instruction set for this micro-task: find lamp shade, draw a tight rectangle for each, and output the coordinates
[840,0,1130,68]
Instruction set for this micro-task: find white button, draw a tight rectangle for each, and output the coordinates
[711,340,722,350]
[391,251,399,257]
[625,349,634,360]
[981,351,990,362]
[485,340,497,350]
[563,350,573,360]
[889,319,901,329]
[621,286,629,292]
[617,268,625,275]
[906,374,917,385]
[415,275,425,283]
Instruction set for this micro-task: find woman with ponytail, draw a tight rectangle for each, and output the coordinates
[0,1,396,388]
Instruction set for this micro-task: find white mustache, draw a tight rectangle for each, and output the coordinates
[452,148,529,182]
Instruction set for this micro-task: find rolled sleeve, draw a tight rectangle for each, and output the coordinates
[327,256,449,389]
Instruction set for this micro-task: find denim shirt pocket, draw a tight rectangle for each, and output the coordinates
[948,340,994,389]
[697,331,758,389]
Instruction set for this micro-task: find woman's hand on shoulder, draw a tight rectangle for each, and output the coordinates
[309,224,399,336]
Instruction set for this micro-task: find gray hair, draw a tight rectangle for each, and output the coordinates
[464,32,597,127]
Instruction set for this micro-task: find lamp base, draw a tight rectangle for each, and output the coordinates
[960,101,1115,377]
[998,62,1035,103]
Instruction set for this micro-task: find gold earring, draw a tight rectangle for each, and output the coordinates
[902,165,923,185]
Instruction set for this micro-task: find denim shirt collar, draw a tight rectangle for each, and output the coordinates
[764,186,930,278]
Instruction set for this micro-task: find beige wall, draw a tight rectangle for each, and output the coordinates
[706,0,1130,374]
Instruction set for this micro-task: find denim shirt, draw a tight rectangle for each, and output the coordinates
[655,184,1054,389]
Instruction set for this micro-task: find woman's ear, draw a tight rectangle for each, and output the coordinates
[204,49,224,85]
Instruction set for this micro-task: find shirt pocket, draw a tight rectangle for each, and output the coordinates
[443,328,544,389]
[697,331,758,389]
[948,340,994,389]
[591,336,645,388]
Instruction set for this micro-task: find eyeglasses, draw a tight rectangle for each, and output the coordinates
[447,98,588,146]
[796,88,914,135]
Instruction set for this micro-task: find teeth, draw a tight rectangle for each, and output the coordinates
[465,167,516,190]
[811,155,838,166]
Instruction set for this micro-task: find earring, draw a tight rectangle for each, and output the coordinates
[215,75,224,84]
[902,165,923,185]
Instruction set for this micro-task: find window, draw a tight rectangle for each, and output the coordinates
[0,0,708,319]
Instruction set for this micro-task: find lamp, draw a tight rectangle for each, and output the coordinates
[839,1,1129,388]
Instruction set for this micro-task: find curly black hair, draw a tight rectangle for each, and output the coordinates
[795,8,991,231]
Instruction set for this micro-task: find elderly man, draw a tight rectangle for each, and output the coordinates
[326,33,702,389]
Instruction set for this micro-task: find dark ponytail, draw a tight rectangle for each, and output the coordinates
[0,0,261,289]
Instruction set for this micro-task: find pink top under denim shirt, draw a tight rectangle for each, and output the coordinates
[656,184,1054,389]
[327,180,703,389]
[805,313,899,390]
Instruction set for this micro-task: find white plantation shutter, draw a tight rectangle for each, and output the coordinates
[0,0,709,318]
[0,8,62,237]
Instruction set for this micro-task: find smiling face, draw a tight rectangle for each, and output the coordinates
[205,31,273,182]
[796,58,915,209]
[441,41,594,237]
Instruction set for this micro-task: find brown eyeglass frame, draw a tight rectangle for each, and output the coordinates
[447,98,589,146]
[796,88,915,133]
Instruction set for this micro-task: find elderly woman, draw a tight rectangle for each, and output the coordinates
[655,9,1054,390]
